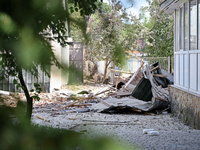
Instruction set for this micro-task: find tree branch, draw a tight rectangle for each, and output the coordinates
[18,68,33,122]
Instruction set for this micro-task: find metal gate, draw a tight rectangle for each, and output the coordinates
[68,42,83,84]
[0,66,50,93]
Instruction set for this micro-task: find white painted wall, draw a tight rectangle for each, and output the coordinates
[97,61,106,74]
[61,46,69,84]
[50,41,62,92]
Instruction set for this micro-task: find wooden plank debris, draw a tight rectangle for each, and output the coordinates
[95,89,111,96]
[59,99,87,110]
[150,66,159,72]
[124,62,144,89]
[92,95,111,107]
[108,68,133,74]
[168,85,171,95]
[153,74,167,78]
[40,98,59,103]
[156,97,168,102]
[36,115,50,122]
[74,104,92,107]
[50,111,75,116]
[116,91,131,97]
[129,108,142,112]
[68,117,80,120]
[144,112,156,116]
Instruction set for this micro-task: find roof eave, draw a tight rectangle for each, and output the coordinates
[160,0,188,13]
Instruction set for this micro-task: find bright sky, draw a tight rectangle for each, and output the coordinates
[103,0,149,18]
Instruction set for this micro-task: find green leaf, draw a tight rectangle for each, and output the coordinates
[16,84,20,90]
[13,79,18,84]
[36,97,40,101]
[30,89,34,92]
[34,83,40,88]
[16,84,21,90]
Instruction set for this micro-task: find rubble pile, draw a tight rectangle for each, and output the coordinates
[101,62,172,114]
[0,61,173,120]
[0,92,21,107]
[32,61,173,117]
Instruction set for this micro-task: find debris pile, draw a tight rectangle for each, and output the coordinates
[101,61,172,114]
[33,61,172,117]
[0,61,173,119]
[0,91,21,107]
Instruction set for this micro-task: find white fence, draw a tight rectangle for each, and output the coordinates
[123,56,174,74]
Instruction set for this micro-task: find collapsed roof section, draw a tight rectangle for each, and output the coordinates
[101,61,172,114]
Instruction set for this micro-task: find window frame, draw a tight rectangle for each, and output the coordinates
[174,0,200,94]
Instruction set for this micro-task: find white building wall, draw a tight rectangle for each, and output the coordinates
[97,61,112,74]
[50,41,62,92]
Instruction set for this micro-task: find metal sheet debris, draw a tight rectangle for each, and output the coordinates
[98,61,172,114]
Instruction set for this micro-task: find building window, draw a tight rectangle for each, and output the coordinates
[190,54,197,90]
[190,0,197,50]
[175,9,179,51]
[173,1,200,93]
[185,3,188,51]
[198,0,200,49]
[180,7,184,50]
[184,54,189,87]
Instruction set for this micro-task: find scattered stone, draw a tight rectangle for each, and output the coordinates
[147,131,159,136]
[143,129,155,134]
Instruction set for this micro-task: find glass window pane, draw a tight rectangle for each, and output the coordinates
[176,10,179,51]
[184,54,189,87]
[190,54,197,90]
[185,3,188,51]
[180,54,184,86]
[180,7,183,50]
[175,55,180,84]
[190,0,197,50]
[198,1,200,49]
[198,54,200,91]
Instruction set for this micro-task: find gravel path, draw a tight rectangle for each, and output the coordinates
[31,111,200,150]
[30,84,200,150]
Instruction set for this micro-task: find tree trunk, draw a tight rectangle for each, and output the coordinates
[103,59,111,83]
[18,69,33,122]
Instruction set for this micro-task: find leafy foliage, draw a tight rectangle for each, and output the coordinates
[0,0,99,120]
[0,0,67,79]
[85,0,140,68]
[141,0,174,57]
[69,5,87,42]
[68,0,102,16]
